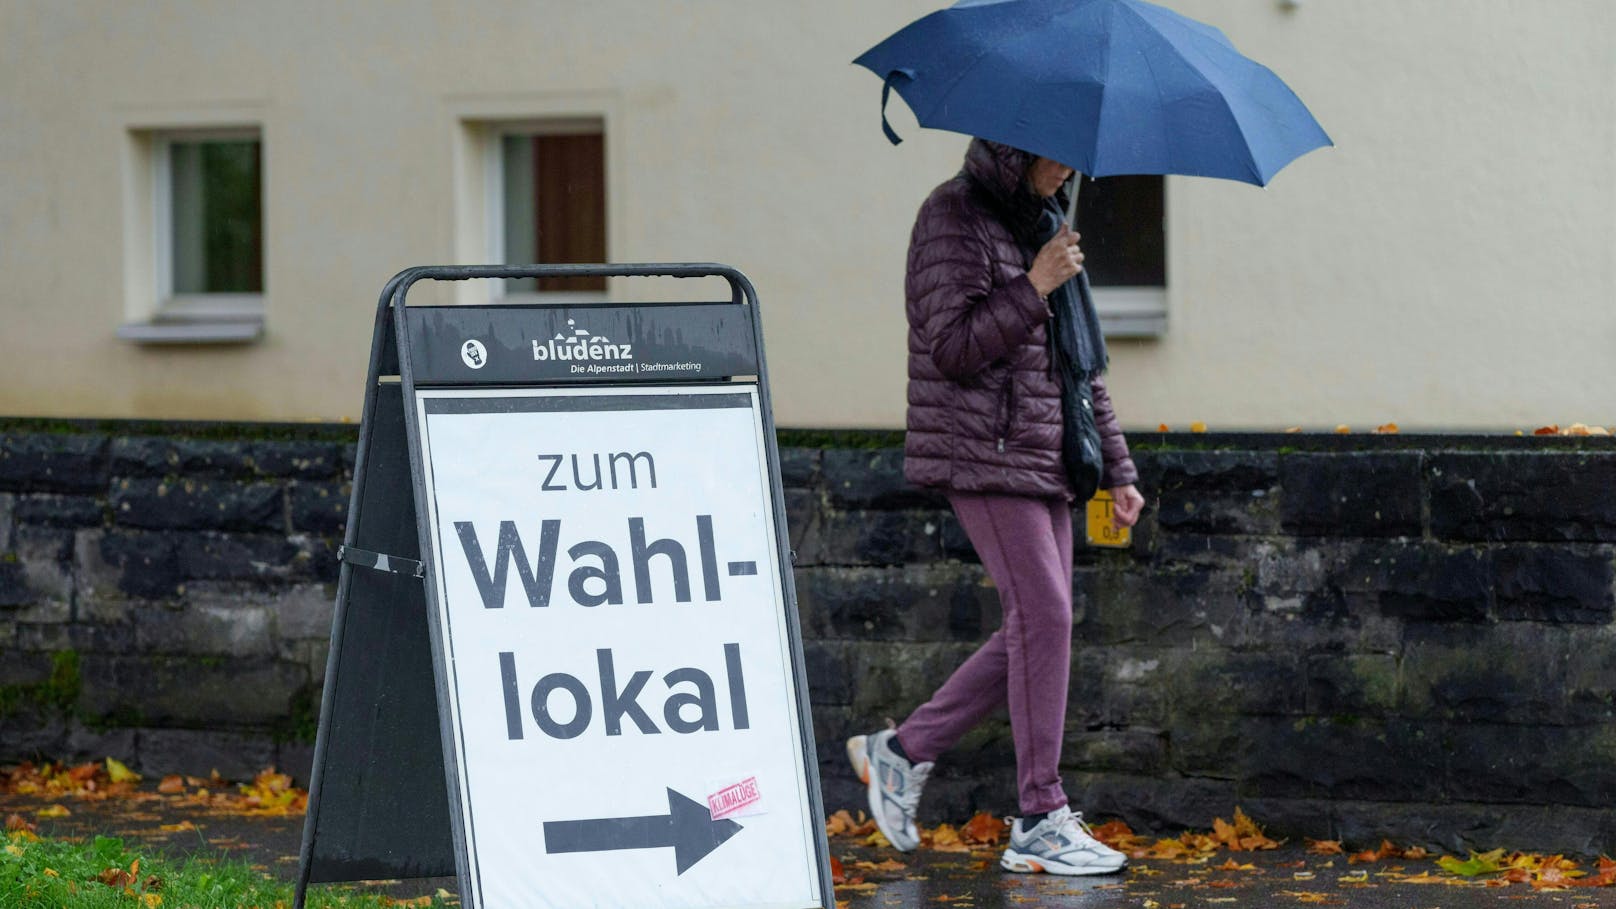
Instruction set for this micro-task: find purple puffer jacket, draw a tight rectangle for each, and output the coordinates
[903,139,1138,500]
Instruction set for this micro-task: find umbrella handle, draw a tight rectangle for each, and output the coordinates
[1065,173,1083,229]
[880,69,914,146]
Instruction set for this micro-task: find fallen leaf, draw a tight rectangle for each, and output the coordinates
[1534,425,1561,436]
[1190,421,1207,433]
[105,758,141,784]
[1374,422,1400,434]
[959,811,1003,846]
[1305,839,1344,855]
[35,804,70,819]
[1334,424,1351,434]
[157,776,185,794]
[1438,848,1507,877]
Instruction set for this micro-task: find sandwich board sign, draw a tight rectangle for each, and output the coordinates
[295,265,832,909]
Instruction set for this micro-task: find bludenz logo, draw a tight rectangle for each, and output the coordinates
[461,340,488,369]
[532,319,633,363]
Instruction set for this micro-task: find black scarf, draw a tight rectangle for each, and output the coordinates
[1036,205,1108,381]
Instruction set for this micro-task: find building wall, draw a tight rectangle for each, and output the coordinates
[0,1,1611,429]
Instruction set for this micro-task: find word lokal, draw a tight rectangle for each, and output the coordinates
[499,644,749,740]
[455,515,728,608]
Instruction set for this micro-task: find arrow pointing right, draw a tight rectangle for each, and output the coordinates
[542,788,744,875]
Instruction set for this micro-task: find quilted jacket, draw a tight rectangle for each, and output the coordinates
[903,139,1138,500]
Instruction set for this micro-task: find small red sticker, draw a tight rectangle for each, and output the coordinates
[707,776,762,820]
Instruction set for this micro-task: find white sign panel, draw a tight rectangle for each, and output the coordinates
[415,385,821,909]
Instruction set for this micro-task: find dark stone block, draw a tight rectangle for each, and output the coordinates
[821,449,944,510]
[174,532,300,582]
[1429,452,1616,543]
[77,654,308,727]
[777,448,820,489]
[1140,450,1280,494]
[937,512,977,562]
[0,433,109,493]
[800,510,944,567]
[278,741,316,786]
[1400,623,1569,724]
[0,650,53,686]
[1280,452,1423,537]
[110,437,256,478]
[14,494,104,528]
[96,530,184,599]
[111,477,284,533]
[288,535,340,583]
[845,641,979,721]
[795,564,998,643]
[1062,729,1168,776]
[1075,566,1250,647]
[1155,489,1279,535]
[134,600,275,657]
[1306,654,1398,715]
[0,560,31,607]
[1446,723,1616,808]
[782,488,818,557]
[1233,717,1446,801]
[1150,449,1286,533]
[1334,542,1490,622]
[802,641,853,706]
[0,492,12,551]
[1567,627,1616,720]
[288,481,350,535]
[1161,650,1306,717]
[1330,800,1610,857]
[247,440,347,479]
[1493,545,1615,624]
[136,728,279,781]
[1068,647,1171,729]
[1068,774,1239,833]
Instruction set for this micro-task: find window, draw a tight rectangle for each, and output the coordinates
[120,128,265,344]
[490,121,606,297]
[1075,175,1167,337]
[162,137,262,296]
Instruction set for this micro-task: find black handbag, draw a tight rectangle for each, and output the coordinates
[1061,372,1104,501]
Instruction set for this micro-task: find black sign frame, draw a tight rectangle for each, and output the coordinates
[294,264,833,909]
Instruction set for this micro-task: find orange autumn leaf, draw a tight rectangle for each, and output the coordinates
[157,775,185,795]
[1306,839,1345,855]
[1534,425,1561,435]
[960,811,1004,845]
[1374,422,1400,434]
[829,855,845,885]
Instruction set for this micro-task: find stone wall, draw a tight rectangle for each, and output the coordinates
[3,423,1615,854]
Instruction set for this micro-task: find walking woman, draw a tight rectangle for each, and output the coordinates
[847,139,1145,876]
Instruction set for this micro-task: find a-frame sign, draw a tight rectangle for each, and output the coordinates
[295,265,832,909]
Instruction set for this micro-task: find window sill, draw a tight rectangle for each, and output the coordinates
[117,319,264,344]
[1093,287,1167,338]
[118,295,264,345]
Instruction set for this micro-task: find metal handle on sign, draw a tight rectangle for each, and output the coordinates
[383,263,757,312]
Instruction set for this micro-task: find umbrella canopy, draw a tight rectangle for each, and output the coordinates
[854,0,1332,186]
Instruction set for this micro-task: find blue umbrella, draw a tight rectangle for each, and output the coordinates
[854,0,1332,187]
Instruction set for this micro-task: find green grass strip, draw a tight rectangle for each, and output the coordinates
[2,831,454,908]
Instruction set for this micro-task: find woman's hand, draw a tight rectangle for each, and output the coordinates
[1110,484,1145,529]
[1027,224,1084,297]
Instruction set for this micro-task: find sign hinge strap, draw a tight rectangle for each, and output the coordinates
[337,545,425,579]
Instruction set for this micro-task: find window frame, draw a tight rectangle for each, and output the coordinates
[483,117,608,305]
[119,124,266,344]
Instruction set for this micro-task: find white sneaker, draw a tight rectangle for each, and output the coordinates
[846,728,933,852]
[1000,806,1127,875]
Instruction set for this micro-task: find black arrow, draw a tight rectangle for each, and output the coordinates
[543,788,744,875]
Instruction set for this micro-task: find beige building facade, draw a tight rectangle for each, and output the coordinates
[1,1,1611,430]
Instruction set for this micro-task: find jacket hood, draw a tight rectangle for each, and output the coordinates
[961,139,1065,246]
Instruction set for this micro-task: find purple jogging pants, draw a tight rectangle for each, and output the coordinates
[895,491,1074,815]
